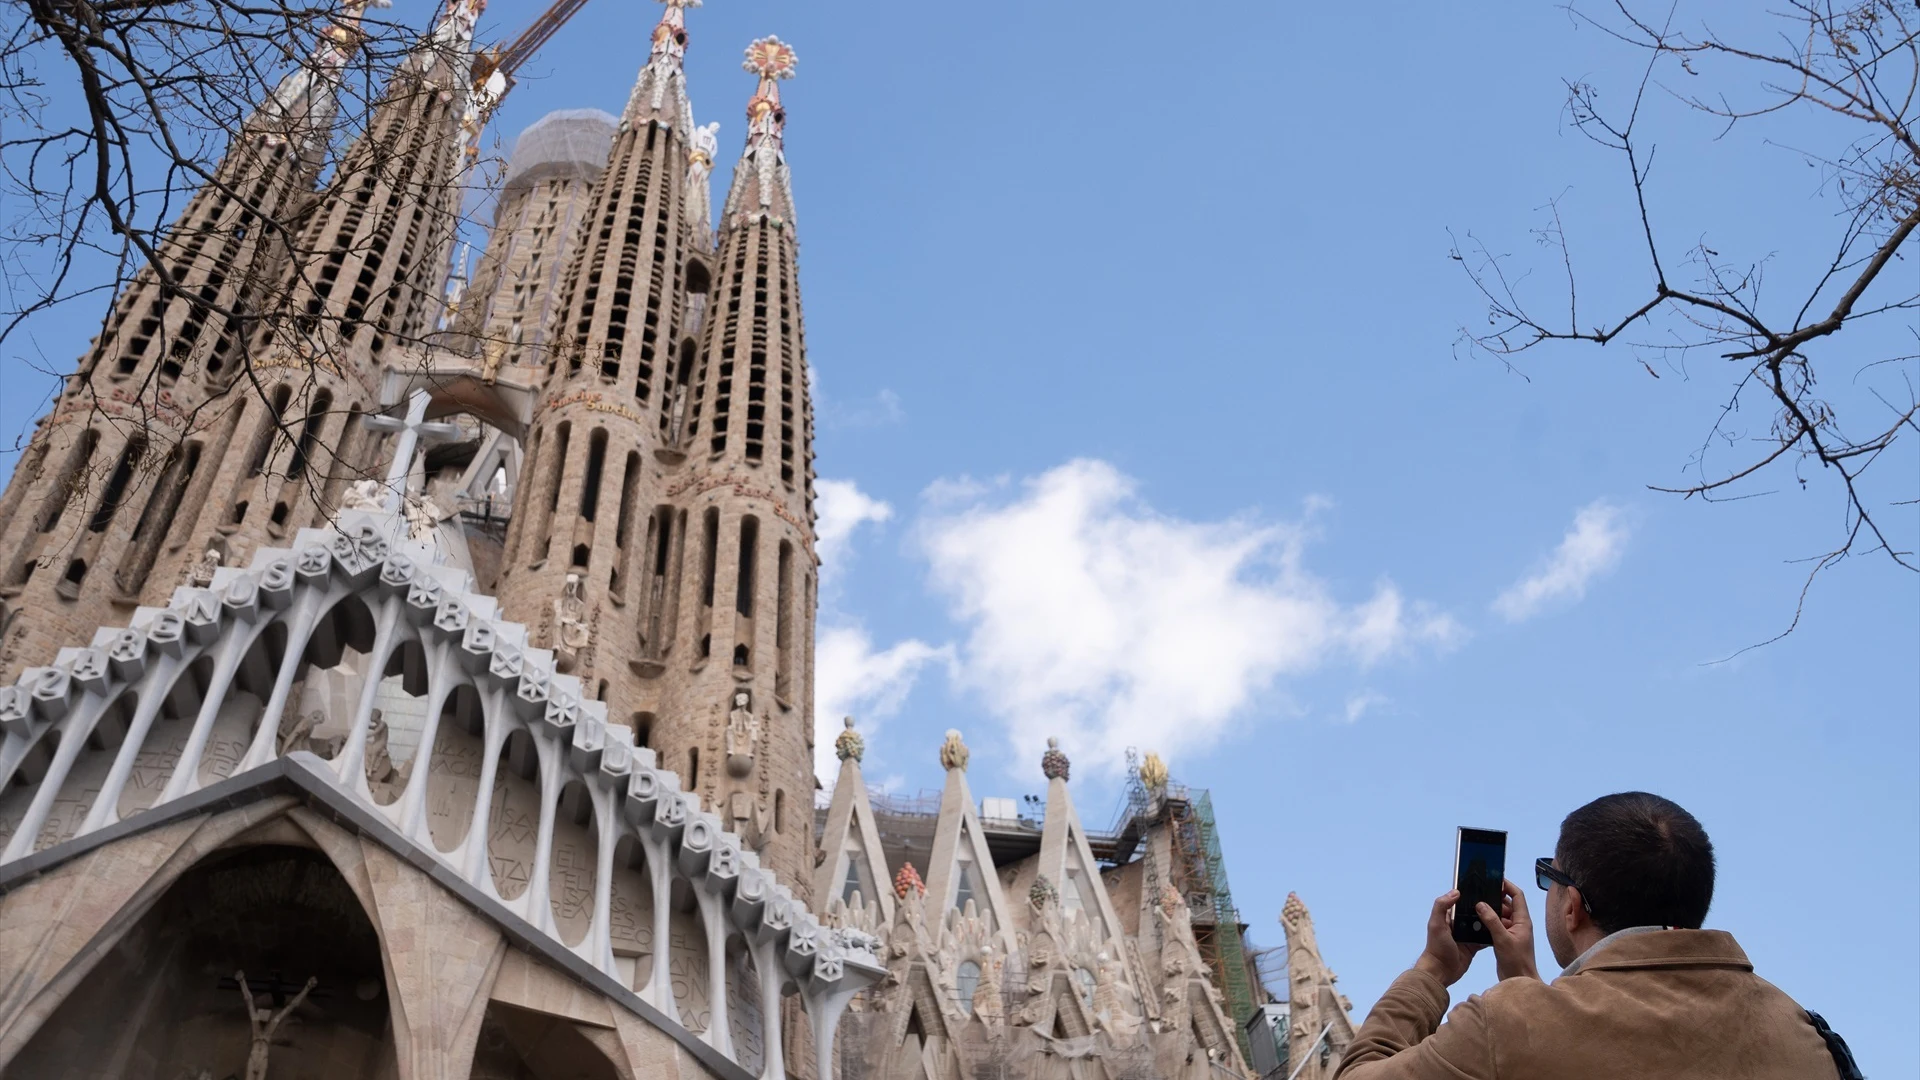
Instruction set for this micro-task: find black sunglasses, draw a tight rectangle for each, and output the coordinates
[1535,857,1595,914]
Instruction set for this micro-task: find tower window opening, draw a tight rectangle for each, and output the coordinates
[775,540,794,698]
[685,747,699,790]
[774,790,785,835]
[699,507,719,608]
[231,500,249,524]
[632,712,654,748]
[87,436,147,533]
[734,516,758,618]
[285,390,332,482]
[571,544,589,568]
[579,428,608,521]
[39,428,100,534]
[63,558,88,586]
[733,643,749,666]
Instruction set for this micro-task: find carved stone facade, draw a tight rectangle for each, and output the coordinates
[0,0,480,682]
[811,729,1337,1080]
[0,3,1355,1078]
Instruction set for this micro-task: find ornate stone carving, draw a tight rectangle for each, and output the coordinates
[188,547,223,589]
[1029,875,1057,911]
[834,715,864,762]
[894,862,925,900]
[1139,751,1168,793]
[553,572,592,665]
[725,688,760,777]
[1041,736,1070,782]
[938,729,968,772]
[236,971,317,1080]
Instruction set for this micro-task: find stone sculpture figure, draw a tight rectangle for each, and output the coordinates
[189,547,223,588]
[555,573,592,651]
[235,971,317,1080]
[725,689,760,776]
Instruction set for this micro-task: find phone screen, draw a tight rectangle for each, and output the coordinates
[1452,827,1507,945]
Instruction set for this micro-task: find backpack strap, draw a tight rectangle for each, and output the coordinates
[1807,1011,1865,1080]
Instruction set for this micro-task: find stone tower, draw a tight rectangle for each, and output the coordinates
[655,33,817,898]
[0,0,385,680]
[448,109,617,368]
[492,5,819,901]
[179,0,490,573]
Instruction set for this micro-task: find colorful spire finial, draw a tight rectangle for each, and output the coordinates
[894,862,926,899]
[650,0,700,65]
[835,716,865,763]
[742,35,797,147]
[1040,737,1070,782]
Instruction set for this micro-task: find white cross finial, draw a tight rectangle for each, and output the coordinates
[363,389,463,513]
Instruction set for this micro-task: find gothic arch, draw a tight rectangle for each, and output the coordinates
[10,843,398,1080]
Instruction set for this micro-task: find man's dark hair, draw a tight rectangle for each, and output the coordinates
[1555,792,1715,933]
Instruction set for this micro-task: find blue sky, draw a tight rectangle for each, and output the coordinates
[2,1,1915,1072]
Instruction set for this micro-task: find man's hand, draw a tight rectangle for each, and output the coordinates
[1412,890,1483,986]
[1476,878,1541,982]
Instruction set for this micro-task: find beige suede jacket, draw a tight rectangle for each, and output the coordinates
[1333,929,1838,1080]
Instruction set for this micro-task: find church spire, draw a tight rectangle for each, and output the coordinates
[742,36,796,151]
[722,36,798,226]
[622,0,701,130]
[256,0,392,148]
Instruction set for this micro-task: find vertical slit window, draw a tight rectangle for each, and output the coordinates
[580,428,608,521]
[699,507,719,609]
[39,429,100,534]
[246,385,294,478]
[776,540,793,697]
[88,436,147,533]
[735,517,758,618]
[284,390,332,482]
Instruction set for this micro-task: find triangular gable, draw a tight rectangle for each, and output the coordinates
[1033,764,1127,950]
[921,740,1015,951]
[813,743,895,924]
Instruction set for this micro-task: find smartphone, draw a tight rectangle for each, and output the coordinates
[1452,826,1508,945]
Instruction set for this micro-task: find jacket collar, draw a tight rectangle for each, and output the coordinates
[1563,928,1752,977]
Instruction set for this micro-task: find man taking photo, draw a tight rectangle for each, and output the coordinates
[1334,791,1860,1079]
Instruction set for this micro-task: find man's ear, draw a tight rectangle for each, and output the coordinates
[1564,886,1593,934]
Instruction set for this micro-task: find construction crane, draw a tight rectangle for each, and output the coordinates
[471,0,594,109]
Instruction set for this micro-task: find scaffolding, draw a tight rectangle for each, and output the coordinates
[1165,787,1258,1068]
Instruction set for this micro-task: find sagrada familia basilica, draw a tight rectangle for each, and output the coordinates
[0,2,1355,1077]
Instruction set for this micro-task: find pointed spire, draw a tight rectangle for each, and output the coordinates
[741,35,798,151]
[258,0,393,145]
[650,0,700,67]
[622,0,702,128]
[816,717,897,925]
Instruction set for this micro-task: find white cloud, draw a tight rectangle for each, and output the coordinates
[813,624,952,779]
[815,478,894,576]
[919,459,1456,774]
[1344,690,1390,724]
[1493,500,1630,622]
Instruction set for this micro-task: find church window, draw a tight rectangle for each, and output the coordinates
[955,961,981,1016]
[571,544,590,568]
[773,789,785,835]
[87,436,146,533]
[699,507,719,608]
[244,385,293,479]
[632,712,654,747]
[841,858,864,904]
[735,516,758,617]
[284,390,332,483]
[774,541,794,699]
[580,428,608,521]
[686,747,700,790]
[38,428,99,534]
